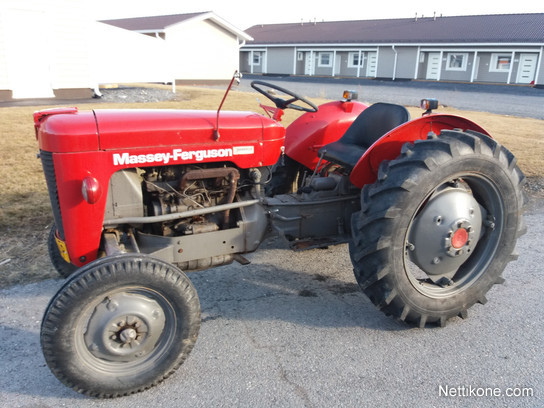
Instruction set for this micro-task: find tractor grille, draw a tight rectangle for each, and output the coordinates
[40,151,65,240]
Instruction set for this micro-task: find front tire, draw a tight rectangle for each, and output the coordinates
[350,130,526,327]
[47,223,77,278]
[41,254,200,397]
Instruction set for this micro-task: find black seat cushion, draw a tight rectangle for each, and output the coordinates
[319,102,410,170]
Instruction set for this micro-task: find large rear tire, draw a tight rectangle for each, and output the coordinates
[350,130,526,327]
[41,254,200,397]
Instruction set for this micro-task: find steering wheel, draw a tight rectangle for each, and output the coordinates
[251,80,318,113]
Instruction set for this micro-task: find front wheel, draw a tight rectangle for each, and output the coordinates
[47,223,77,278]
[41,254,200,398]
[350,130,526,327]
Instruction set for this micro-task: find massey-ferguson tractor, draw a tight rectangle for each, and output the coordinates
[34,73,526,397]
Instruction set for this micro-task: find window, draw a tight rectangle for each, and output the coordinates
[318,52,332,67]
[490,54,512,72]
[251,52,261,66]
[348,52,363,68]
[446,53,468,71]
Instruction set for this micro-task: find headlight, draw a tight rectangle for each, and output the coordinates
[82,176,102,204]
[421,98,439,114]
[343,90,358,101]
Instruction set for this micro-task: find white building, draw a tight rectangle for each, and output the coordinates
[100,12,253,84]
[0,0,94,99]
[0,2,251,101]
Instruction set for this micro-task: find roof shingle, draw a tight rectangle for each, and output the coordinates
[245,14,544,45]
[101,12,210,31]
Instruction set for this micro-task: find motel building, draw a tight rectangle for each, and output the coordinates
[240,13,544,86]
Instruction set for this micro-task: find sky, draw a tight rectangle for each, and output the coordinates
[90,0,544,30]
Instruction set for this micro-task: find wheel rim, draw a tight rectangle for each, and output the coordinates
[404,173,504,298]
[75,287,177,373]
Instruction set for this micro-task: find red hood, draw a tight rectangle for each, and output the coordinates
[37,108,284,153]
[94,109,279,150]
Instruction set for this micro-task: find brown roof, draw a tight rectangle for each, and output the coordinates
[245,14,544,45]
[101,12,210,31]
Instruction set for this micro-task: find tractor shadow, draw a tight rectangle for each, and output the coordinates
[189,239,410,332]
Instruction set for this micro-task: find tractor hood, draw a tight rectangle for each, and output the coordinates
[95,109,283,150]
[36,108,284,153]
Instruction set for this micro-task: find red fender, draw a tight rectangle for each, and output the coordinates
[349,114,491,188]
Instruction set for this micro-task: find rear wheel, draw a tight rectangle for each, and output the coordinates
[350,130,526,327]
[41,254,200,397]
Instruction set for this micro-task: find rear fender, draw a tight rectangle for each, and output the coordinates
[285,100,367,170]
[349,114,490,188]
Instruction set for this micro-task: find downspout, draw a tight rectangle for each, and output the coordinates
[535,46,543,86]
[437,51,443,81]
[414,46,421,79]
[392,45,398,81]
[507,51,515,84]
[470,51,478,83]
[238,38,246,77]
[93,85,102,98]
[357,50,362,78]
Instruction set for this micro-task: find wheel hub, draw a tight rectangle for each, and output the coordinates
[451,228,468,249]
[119,327,138,344]
[408,186,483,281]
[84,291,166,362]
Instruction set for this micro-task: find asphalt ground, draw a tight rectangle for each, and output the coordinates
[3,75,542,120]
[237,75,544,120]
[1,78,542,407]
[1,206,542,407]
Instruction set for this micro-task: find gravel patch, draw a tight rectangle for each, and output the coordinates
[96,86,177,103]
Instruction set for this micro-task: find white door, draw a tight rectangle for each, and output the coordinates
[304,52,313,75]
[516,54,538,84]
[4,9,54,98]
[366,52,377,77]
[426,53,441,80]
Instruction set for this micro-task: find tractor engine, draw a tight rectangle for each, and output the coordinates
[104,165,257,238]
[143,165,240,236]
[103,164,269,271]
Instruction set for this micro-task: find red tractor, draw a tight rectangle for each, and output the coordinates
[34,73,526,397]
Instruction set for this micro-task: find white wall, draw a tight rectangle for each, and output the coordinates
[0,7,14,93]
[0,0,94,98]
[91,22,172,85]
[49,6,93,90]
[167,18,241,81]
[0,2,245,99]
[0,0,171,98]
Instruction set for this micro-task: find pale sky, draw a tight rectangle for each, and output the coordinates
[90,0,543,30]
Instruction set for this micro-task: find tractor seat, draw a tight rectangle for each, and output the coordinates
[318,102,410,170]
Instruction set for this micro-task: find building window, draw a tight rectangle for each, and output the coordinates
[318,52,332,67]
[490,54,512,72]
[348,52,363,68]
[297,52,304,61]
[251,52,262,66]
[446,53,468,71]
